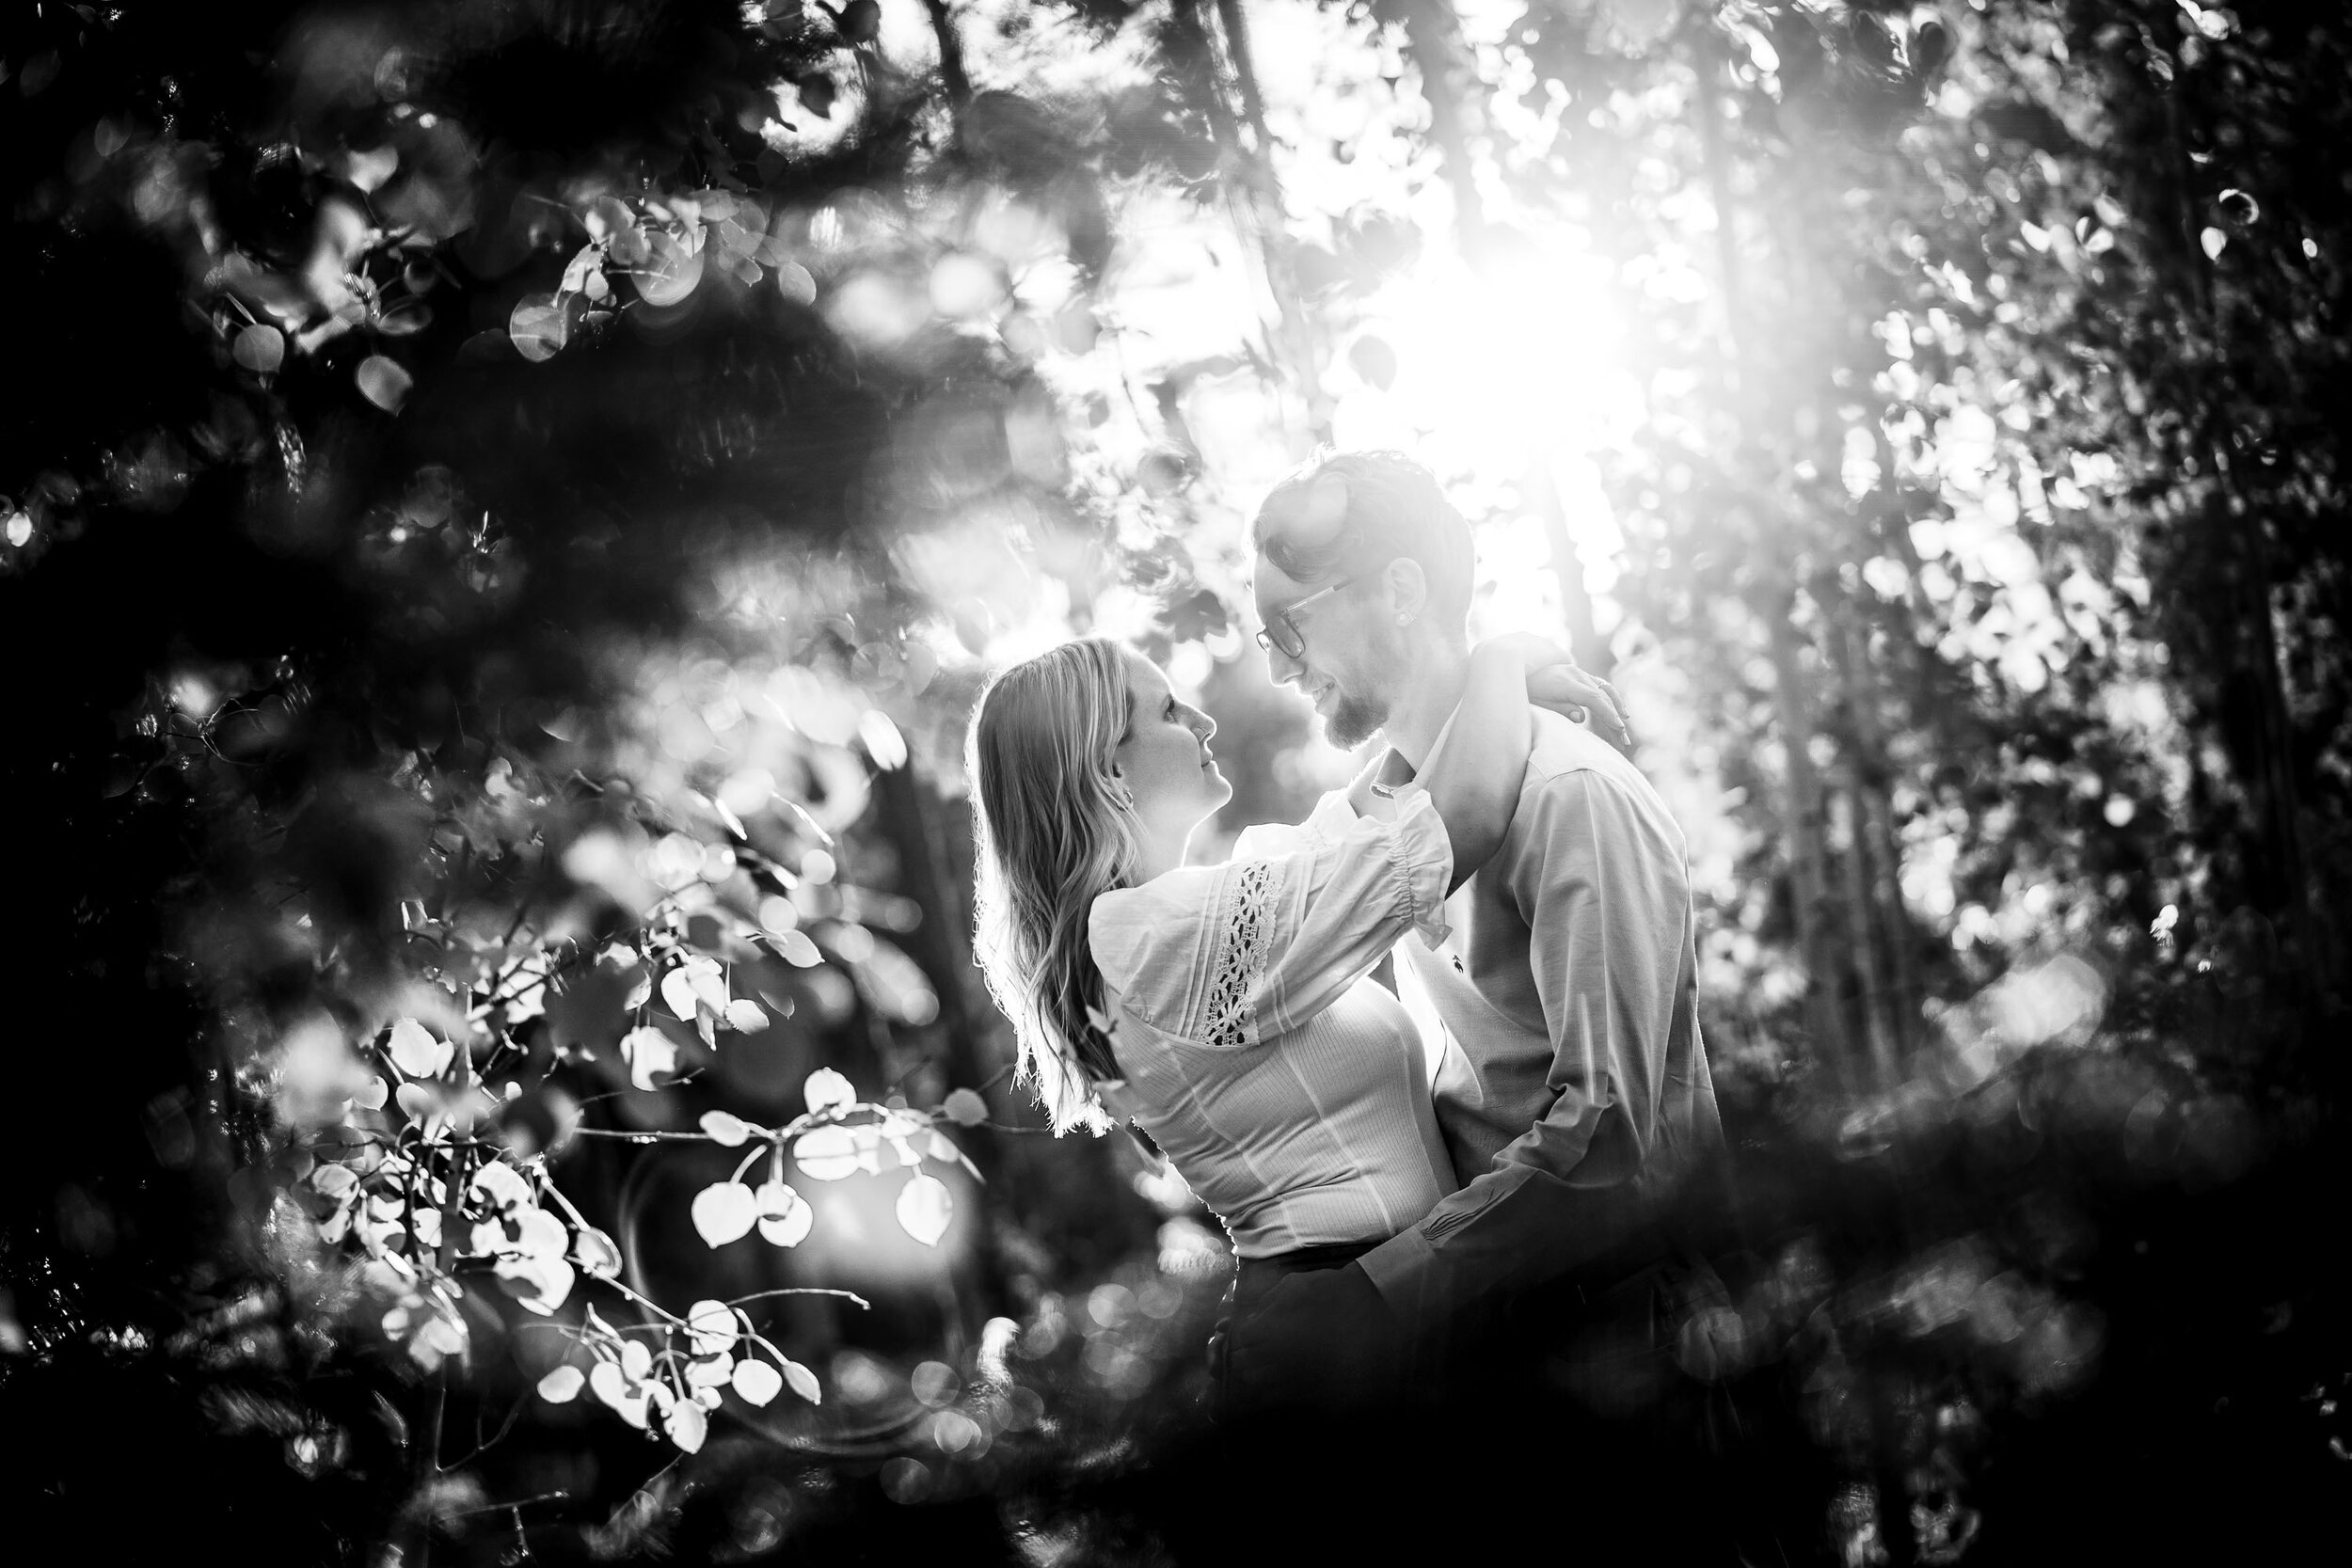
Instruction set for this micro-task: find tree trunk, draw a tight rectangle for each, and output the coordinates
[1375,0,1491,251]
[1844,612,1922,1062]
[1765,595,1857,1084]
[1532,459,1613,676]
[1378,1,1603,668]
[923,0,970,111]
[1692,29,1851,1073]
[2165,85,2321,1000]
[1823,592,1905,1085]
[1833,787,1897,1085]
[1173,0,1331,444]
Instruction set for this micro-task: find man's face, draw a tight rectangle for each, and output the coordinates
[1251,552,1410,751]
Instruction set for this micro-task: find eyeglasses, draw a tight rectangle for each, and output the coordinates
[1254,575,1360,660]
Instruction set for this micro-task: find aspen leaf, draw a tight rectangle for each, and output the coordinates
[573,1227,623,1278]
[726,999,771,1033]
[755,1180,812,1244]
[376,302,431,336]
[803,1067,855,1114]
[686,1299,739,1354]
[774,261,817,307]
[387,1019,452,1078]
[472,1159,530,1210]
[660,967,702,1022]
[896,1172,953,1246]
[795,72,837,119]
[583,195,634,241]
[902,644,939,694]
[782,1358,821,1403]
[619,1025,678,1090]
[1913,19,1951,74]
[607,222,652,266]
[700,1109,754,1147]
[356,356,413,412]
[757,1203,814,1247]
[1347,334,1397,389]
[791,1125,859,1180]
[537,1365,585,1403]
[631,229,705,309]
[509,294,567,362]
[691,1180,758,1245]
[394,1083,437,1120]
[233,323,285,373]
[858,710,907,769]
[942,1088,988,1127]
[771,929,821,967]
[353,1075,389,1111]
[514,1207,568,1259]
[413,1313,466,1361]
[495,1253,574,1313]
[731,1357,783,1405]
[589,1360,630,1411]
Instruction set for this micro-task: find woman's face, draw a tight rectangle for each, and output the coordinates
[1112,652,1229,838]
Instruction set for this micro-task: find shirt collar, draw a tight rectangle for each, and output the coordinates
[1370,703,1463,799]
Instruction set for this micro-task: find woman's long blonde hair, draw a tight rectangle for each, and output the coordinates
[967,638,1139,1133]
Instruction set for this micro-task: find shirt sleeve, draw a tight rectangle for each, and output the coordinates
[1231,784,1361,863]
[1357,767,1693,1321]
[1089,788,1454,1051]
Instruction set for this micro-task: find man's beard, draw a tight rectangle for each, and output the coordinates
[1324,688,1391,751]
[1319,623,1406,751]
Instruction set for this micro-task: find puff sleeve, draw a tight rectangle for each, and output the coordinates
[1089,787,1454,1051]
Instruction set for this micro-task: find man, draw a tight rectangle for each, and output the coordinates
[1229,451,1725,1421]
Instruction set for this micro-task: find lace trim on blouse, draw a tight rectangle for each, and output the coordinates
[1201,859,1279,1049]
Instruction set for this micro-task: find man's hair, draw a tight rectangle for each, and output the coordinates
[1249,451,1474,629]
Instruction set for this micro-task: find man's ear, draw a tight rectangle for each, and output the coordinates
[1381,558,1429,627]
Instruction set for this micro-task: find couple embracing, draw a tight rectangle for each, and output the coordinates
[968,452,1726,1514]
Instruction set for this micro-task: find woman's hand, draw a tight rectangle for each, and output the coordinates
[1471,635,1635,751]
[1530,664,1634,751]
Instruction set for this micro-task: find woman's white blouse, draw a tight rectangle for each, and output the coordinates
[1087,787,1462,1259]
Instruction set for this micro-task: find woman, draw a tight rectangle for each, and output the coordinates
[965,633,1606,1401]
